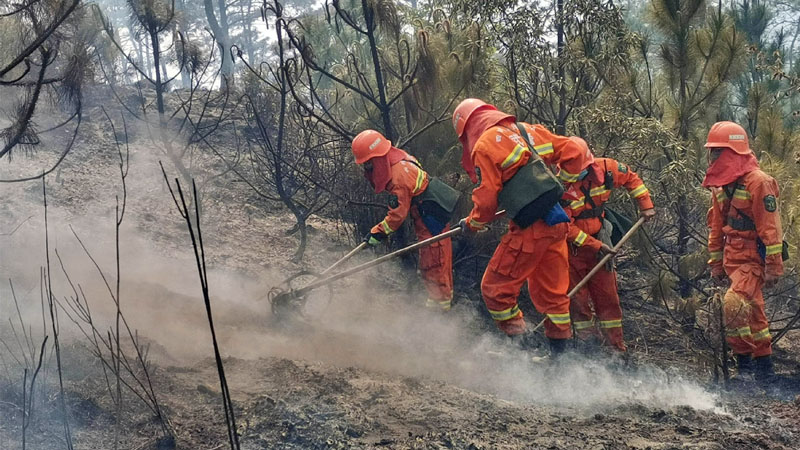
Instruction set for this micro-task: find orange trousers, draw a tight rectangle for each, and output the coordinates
[411,206,453,310]
[568,245,626,351]
[481,221,572,339]
[723,238,771,357]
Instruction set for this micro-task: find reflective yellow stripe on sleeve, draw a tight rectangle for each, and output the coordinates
[534,142,554,156]
[574,230,588,246]
[716,190,728,203]
[589,186,609,197]
[599,319,622,329]
[501,145,529,169]
[733,188,751,200]
[489,305,521,321]
[753,327,771,341]
[558,169,580,183]
[765,243,783,256]
[380,219,394,234]
[569,198,586,210]
[630,184,649,198]
[468,218,486,230]
[412,168,425,194]
[708,251,723,263]
[547,313,571,325]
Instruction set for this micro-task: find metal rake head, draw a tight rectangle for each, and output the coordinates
[268,286,307,318]
[266,270,333,320]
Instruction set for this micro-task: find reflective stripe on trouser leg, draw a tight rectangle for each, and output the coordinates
[426,297,452,310]
[569,254,597,339]
[748,288,772,357]
[723,253,772,357]
[722,259,767,356]
[586,262,626,351]
[573,319,595,331]
[481,223,557,336]
[413,208,454,306]
[525,224,572,339]
[547,313,571,326]
[723,289,756,355]
[599,319,622,329]
[752,327,770,341]
[488,305,521,321]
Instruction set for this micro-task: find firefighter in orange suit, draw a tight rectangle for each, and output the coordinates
[352,130,454,310]
[452,98,590,354]
[561,138,655,352]
[704,121,783,383]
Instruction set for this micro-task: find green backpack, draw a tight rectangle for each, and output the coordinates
[496,123,565,228]
[415,176,461,225]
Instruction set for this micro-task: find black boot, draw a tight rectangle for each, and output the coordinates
[753,355,795,399]
[507,333,525,349]
[754,355,777,384]
[735,354,754,380]
[548,338,568,357]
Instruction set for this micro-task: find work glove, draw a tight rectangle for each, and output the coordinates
[711,267,728,287]
[764,273,780,289]
[640,208,656,222]
[597,243,617,257]
[364,232,387,246]
[597,243,617,271]
[457,218,476,236]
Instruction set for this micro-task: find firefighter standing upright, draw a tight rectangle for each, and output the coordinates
[561,137,655,352]
[704,121,784,383]
[452,98,590,354]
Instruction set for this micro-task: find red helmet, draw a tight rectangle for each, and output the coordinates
[352,129,391,164]
[452,98,496,137]
[704,121,751,155]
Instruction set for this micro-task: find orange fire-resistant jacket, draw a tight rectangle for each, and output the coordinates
[707,169,784,277]
[565,158,654,251]
[466,123,588,230]
[371,158,429,236]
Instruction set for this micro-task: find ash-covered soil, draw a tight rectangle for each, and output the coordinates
[2,101,800,449]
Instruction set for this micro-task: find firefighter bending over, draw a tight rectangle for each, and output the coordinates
[561,138,655,352]
[452,98,590,355]
[352,130,459,311]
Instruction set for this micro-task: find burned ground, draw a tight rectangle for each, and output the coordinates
[2,106,800,449]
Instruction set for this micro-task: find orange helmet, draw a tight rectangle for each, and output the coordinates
[452,98,496,137]
[352,129,391,164]
[566,136,603,182]
[704,121,751,155]
[569,136,595,170]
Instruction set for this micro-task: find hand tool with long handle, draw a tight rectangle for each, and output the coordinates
[320,242,369,276]
[283,226,462,300]
[530,216,647,333]
[269,211,506,313]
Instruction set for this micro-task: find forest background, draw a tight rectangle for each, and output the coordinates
[5,0,800,377]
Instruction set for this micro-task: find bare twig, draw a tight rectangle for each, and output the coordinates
[22,336,48,450]
[161,166,240,449]
[0,216,34,236]
[42,176,74,449]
